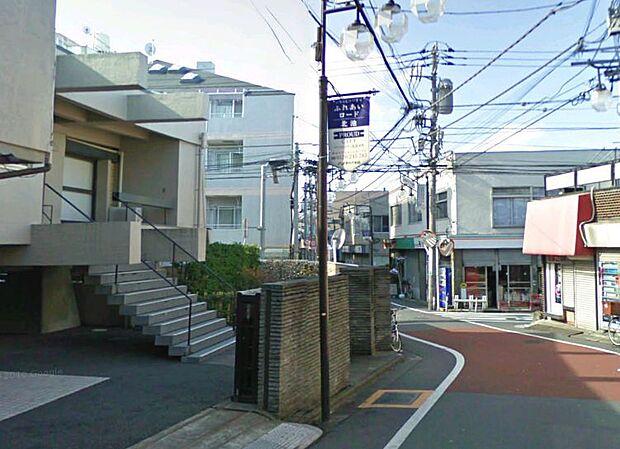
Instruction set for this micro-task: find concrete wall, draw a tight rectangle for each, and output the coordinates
[0,174,44,244]
[0,222,141,266]
[206,92,294,255]
[0,0,55,162]
[56,52,147,92]
[142,227,207,262]
[121,135,179,224]
[40,267,81,333]
[258,275,350,420]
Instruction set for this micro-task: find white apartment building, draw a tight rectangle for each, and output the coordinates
[390,149,619,310]
[147,62,295,258]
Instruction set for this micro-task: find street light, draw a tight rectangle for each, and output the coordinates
[591,84,612,112]
[341,19,375,61]
[411,0,446,23]
[375,1,408,44]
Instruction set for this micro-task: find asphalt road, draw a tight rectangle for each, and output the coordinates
[311,308,620,449]
[0,327,234,449]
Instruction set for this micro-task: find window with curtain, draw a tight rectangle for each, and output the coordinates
[492,187,541,227]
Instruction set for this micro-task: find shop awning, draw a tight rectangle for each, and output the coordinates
[523,193,593,257]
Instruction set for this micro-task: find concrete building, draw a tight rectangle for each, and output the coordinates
[390,149,618,310]
[0,5,232,361]
[524,160,620,331]
[331,191,390,266]
[146,60,295,259]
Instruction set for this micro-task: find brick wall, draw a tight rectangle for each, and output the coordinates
[340,266,391,354]
[372,267,392,352]
[257,275,350,420]
[341,266,375,355]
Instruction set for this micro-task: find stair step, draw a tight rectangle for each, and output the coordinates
[88,264,146,275]
[109,286,188,305]
[120,294,198,316]
[181,337,236,363]
[96,278,176,295]
[168,326,235,356]
[142,310,217,335]
[91,269,165,285]
[132,301,206,326]
[155,317,228,346]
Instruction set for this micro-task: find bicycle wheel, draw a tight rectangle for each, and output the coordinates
[609,318,620,346]
[391,331,402,352]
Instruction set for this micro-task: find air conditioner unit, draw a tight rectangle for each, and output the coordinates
[108,207,142,223]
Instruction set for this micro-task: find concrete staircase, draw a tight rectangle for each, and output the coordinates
[85,263,235,363]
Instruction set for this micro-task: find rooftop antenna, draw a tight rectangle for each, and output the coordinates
[144,40,157,63]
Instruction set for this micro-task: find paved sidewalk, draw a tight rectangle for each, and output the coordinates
[129,352,403,449]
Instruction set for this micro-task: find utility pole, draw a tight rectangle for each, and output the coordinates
[426,42,439,311]
[259,163,268,259]
[292,143,300,259]
[317,0,330,423]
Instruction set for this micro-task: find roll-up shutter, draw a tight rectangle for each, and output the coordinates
[562,263,575,309]
[499,249,531,266]
[573,260,597,331]
[462,250,495,266]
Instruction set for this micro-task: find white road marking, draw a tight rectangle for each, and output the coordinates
[382,334,465,449]
[393,302,620,357]
[0,372,108,422]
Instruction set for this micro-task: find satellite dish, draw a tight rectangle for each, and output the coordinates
[144,41,156,57]
[82,25,92,35]
[331,228,346,250]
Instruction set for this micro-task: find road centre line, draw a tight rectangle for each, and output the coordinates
[381,333,465,449]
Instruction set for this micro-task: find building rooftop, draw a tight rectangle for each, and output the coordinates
[146,60,292,95]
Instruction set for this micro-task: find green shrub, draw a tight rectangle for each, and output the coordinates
[178,243,262,324]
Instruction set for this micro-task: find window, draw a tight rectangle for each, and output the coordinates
[372,215,389,233]
[436,191,448,219]
[408,201,422,223]
[207,142,243,174]
[209,97,243,118]
[207,196,242,229]
[492,187,541,227]
[390,205,402,226]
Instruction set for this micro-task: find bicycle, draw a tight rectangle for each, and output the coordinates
[607,314,620,346]
[390,309,402,353]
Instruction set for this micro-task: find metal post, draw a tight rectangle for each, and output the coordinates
[292,143,301,259]
[317,0,330,422]
[427,42,439,311]
[259,163,267,259]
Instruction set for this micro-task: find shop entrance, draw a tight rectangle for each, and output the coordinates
[463,266,498,309]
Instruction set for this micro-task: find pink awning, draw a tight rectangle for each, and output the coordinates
[523,193,593,257]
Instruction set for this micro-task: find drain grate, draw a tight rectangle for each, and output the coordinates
[243,423,322,449]
[359,389,433,409]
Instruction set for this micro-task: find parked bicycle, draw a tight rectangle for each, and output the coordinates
[607,314,620,346]
[391,309,402,353]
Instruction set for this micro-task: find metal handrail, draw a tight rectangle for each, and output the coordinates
[112,193,236,292]
[44,183,195,354]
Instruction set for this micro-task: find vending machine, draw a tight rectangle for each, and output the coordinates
[439,266,452,310]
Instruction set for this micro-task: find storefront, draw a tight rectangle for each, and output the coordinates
[524,193,597,328]
[459,248,540,310]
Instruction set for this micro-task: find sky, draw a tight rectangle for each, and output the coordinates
[55,0,620,192]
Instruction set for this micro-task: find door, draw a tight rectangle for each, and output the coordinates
[546,263,563,317]
[61,156,95,222]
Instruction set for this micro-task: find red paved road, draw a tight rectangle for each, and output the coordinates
[408,326,620,401]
